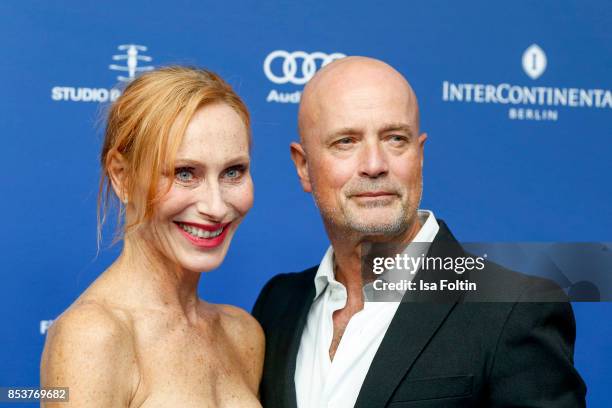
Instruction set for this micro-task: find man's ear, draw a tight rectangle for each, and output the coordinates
[106,150,129,204]
[290,142,312,193]
[418,132,427,167]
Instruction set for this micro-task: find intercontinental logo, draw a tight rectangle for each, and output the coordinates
[441,44,612,121]
[263,49,346,103]
[51,44,155,103]
[522,44,546,80]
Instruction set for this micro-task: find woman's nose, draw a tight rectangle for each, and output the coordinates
[194,180,229,221]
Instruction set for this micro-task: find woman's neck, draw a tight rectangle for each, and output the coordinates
[105,235,203,323]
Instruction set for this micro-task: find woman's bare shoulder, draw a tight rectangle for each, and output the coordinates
[210,303,265,387]
[216,304,264,343]
[40,300,138,406]
[45,300,134,348]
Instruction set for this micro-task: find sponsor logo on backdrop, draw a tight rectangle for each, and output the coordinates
[51,44,155,103]
[109,44,154,82]
[522,44,547,80]
[40,319,54,335]
[264,50,346,103]
[442,44,612,121]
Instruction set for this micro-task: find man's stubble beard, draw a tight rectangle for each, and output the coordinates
[312,180,422,239]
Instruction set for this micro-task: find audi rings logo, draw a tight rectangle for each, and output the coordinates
[264,50,346,85]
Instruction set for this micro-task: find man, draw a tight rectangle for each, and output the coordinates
[252,57,586,407]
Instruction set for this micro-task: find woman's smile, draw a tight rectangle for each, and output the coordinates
[174,221,232,248]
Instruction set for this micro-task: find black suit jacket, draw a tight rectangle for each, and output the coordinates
[252,221,587,407]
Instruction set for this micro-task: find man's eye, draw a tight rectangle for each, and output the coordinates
[175,167,195,182]
[333,137,355,149]
[389,135,409,144]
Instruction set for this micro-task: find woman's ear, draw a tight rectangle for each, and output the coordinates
[107,150,129,204]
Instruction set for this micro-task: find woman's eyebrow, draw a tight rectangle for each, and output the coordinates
[174,156,250,167]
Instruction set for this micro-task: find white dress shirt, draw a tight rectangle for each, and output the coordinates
[295,210,440,408]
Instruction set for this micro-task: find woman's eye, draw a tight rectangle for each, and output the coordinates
[224,165,246,180]
[175,167,195,182]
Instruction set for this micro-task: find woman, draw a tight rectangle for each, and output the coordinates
[40,66,263,407]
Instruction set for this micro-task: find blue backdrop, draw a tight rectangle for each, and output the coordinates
[1,1,610,406]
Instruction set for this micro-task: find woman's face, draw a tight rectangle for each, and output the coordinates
[145,103,253,273]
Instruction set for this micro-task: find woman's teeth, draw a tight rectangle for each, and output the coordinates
[178,223,224,239]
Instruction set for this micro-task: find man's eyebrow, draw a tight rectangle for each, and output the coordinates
[325,124,414,140]
[379,123,414,136]
[324,127,363,142]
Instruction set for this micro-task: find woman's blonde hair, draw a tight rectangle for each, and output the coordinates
[97,66,250,247]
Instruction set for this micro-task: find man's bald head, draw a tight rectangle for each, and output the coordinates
[298,56,420,145]
[290,56,427,243]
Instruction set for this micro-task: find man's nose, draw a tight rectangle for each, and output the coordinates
[195,180,229,221]
[358,140,389,178]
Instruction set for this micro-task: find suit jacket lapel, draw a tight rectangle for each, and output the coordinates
[274,271,316,408]
[354,221,465,408]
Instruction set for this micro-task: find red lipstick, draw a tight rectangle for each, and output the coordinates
[174,221,231,248]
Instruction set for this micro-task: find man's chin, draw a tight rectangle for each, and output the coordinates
[350,195,398,209]
[345,214,408,236]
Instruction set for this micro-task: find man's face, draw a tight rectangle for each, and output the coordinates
[297,80,426,238]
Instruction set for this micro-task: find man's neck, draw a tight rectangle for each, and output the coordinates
[328,215,423,303]
[325,216,423,360]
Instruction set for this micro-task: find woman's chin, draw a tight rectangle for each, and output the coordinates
[176,245,231,273]
[166,229,235,271]
[179,255,225,273]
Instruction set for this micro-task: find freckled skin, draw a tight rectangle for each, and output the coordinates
[40,104,264,407]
